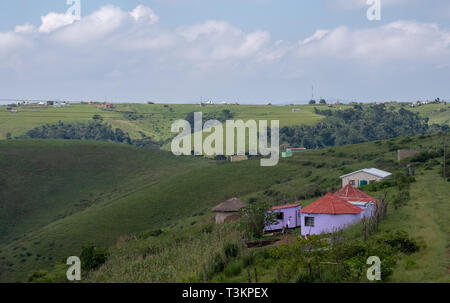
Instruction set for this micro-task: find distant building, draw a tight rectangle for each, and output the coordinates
[397,149,420,162]
[339,168,392,188]
[230,155,248,162]
[147,101,155,104]
[212,197,248,224]
[53,102,68,108]
[265,203,302,232]
[101,102,115,109]
[221,101,227,105]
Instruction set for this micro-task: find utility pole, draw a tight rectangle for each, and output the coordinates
[444,137,447,180]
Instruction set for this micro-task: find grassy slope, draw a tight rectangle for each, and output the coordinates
[0,104,123,139]
[393,103,450,126]
[89,133,449,283]
[0,103,343,141]
[0,140,303,282]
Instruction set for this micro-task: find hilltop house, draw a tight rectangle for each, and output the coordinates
[340,168,392,188]
[397,149,420,162]
[333,184,375,218]
[299,193,364,236]
[212,197,248,224]
[264,203,302,232]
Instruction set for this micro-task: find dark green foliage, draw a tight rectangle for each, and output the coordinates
[80,244,108,271]
[24,119,132,144]
[185,109,234,130]
[239,202,278,238]
[22,118,161,148]
[138,229,163,239]
[223,242,239,259]
[280,105,446,149]
[376,231,419,254]
[224,259,242,277]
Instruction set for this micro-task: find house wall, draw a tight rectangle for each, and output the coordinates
[265,206,302,231]
[341,172,383,188]
[215,212,238,224]
[300,213,361,236]
[361,203,375,218]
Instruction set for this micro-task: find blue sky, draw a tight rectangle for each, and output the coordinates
[1,0,450,103]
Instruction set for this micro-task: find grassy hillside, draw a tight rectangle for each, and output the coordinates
[8,133,443,283]
[0,103,349,141]
[0,132,448,282]
[393,103,450,126]
[88,134,449,282]
[0,139,300,282]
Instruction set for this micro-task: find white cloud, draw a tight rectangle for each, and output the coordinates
[130,5,159,24]
[297,21,450,64]
[39,12,78,33]
[1,4,450,101]
[14,23,36,34]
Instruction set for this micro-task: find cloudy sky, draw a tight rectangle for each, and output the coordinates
[1,0,449,103]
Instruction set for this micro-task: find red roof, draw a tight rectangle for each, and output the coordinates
[333,184,376,203]
[270,203,301,210]
[300,193,363,214]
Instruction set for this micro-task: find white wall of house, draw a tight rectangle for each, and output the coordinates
[341,172,383,188]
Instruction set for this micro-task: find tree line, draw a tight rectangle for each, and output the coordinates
[280,105,449,149]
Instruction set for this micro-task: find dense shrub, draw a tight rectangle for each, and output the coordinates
[376,231,420,254]
[223,242,239,259]
[80,244,108,271]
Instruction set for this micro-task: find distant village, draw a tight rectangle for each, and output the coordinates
[1,97,447,114]
[212,166,395,237]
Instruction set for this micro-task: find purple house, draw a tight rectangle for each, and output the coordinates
[265,203,302,232]
[299,193,364,236]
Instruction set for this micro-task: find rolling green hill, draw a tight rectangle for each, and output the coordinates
[0,132,448,282]
[87,133,449,283]
[0,103,329,141]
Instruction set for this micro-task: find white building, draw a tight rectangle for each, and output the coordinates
[339,168,392,188]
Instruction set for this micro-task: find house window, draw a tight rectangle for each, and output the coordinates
[305,216,315,227]
[276,212,284,220]
[349,180,356,186]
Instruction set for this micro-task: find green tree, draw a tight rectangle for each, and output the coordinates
[309,100,316,105]
[319,99,327,105]
[239,202,277,238]
[92,114,103,122]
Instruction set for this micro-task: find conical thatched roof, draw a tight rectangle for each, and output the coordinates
[212,197,248,212]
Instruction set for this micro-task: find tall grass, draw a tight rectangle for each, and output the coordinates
[89,222,243,282]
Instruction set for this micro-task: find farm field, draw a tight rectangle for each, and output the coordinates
[0,132,447,282]
[0,102,390,141]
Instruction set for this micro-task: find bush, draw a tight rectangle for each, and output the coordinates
[80,244,108,271]
[242,251,255,267]
[224,260,242,277]
[223,242,239,259]
[210,252,226,274]
[377,231,419,254]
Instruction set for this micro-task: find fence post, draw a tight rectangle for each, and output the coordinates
[254,268,258,283]
[247,268,251,283]
[203,266,207,283]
